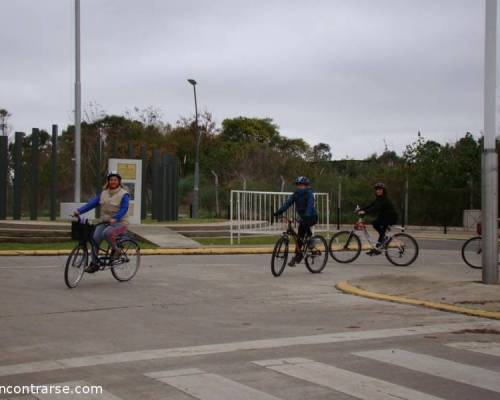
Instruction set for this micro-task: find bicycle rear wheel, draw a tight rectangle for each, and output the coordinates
[271,236,289,277]
[64,244,88,288]
[461,236,482,269]
[385,233,419,266]
[329,231,361,263]
[111,239,141,282]
[304,235,328,273]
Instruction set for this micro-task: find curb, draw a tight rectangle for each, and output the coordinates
[335,281,500,321]
[0,247,275,257]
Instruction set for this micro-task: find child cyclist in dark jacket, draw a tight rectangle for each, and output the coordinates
[274,176,318,266]
[358,182,398,255]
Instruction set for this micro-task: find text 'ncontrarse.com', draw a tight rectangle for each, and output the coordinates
[0,384,103,396]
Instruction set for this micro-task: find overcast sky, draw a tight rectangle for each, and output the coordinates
[0,0,485,159]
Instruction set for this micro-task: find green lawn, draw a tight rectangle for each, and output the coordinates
[0,240,158,251]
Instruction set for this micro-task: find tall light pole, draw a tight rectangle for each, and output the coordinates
[482,0,499,284]
[74,0,82,202]
[188,79,200,218]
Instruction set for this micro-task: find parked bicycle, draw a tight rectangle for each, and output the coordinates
[271,217,328,276]
[328,207,419,266]
[64,217,141,288]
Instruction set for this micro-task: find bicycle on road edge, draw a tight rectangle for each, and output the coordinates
[64,217,141,288]
[328,207,419,267]
[271,216,329,277]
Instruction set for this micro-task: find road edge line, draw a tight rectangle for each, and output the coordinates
[0,247,275,257]
[335,280,500,321]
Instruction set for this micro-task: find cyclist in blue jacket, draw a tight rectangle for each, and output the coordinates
[274,176,318,266]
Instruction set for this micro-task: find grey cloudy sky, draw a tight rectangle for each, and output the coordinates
[0,0,485,159]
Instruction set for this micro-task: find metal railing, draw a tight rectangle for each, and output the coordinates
[230,190,330,245]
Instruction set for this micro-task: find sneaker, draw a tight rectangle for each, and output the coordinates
[288,253,303,267]
[85,262,99,273]
[110,249,121,263]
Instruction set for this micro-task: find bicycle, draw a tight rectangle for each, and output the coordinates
[328,207,419,266]
[461,236,482,269]
[64,217,141,288]
[460,220,500,269]
[271,216,328,277]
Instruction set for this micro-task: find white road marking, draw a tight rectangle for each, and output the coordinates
[446,341,500,357]
[252,358,444,400]
[33,380,122,399]
[355,349,500,394]
[0,265,61,269]
[175,263,243,267]
[145,368,283,400]
[0,321,498,377]
[439,262,465,265]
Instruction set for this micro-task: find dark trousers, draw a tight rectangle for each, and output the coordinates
[297,215,318,253]
[373,217,396,244]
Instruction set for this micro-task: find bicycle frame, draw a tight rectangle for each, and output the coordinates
[76,219,129,270]
[280,217,306,254]
[353,218,378,248]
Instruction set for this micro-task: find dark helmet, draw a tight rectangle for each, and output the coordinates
[107,171,122,181]
[374,182,386,190]
[295,176,310,185]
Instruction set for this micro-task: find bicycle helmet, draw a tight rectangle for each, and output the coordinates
[374,182,386,190]
[107,171,122,181]
[295,176,310,185]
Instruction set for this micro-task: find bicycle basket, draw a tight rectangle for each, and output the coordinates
[71,221,93,242]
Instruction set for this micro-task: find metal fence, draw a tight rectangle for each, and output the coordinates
[229,190,330,244]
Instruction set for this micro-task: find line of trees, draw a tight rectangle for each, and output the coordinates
[1,105,482,226]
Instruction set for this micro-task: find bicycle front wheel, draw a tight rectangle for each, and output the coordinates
[111,239,141,282]
[64,244,88,288]
[305,235,328,273]
[271,236,289,277]
[329,231,361,263]
[461,236,482,269]
[385,233,419,267]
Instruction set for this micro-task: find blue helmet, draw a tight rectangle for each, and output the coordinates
[295,176,310,185]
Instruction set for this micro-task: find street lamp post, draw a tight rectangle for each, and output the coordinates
[74,0,81,202]
[482,0,499,284]
[188,79,200,218]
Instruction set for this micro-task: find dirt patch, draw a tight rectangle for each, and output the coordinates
[454,300,500,305]
[453,328,500,335]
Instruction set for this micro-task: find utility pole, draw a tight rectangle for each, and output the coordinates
[74,0,81,202]
[337,179,342,230]
[482,0,499,284]
[187,79,200,218]
[211,170,219,217]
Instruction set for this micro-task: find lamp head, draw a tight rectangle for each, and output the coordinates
[187,79,197,86]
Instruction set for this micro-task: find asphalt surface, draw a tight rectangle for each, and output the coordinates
[1,247,499,400]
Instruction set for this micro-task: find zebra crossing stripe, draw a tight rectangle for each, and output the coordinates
[0,322,498,377]
[252,358,444,400]
[145,368,283,400]
[446,342,500,357]
[32,380,122,400]
[355,349,500,394]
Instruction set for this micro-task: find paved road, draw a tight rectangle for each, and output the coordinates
[0,249,499,399]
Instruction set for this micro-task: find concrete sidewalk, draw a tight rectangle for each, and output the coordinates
[128,224,201,248]
[337,274,500,320]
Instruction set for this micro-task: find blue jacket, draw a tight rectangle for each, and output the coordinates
[78,192,129,222]
[276,188,317,218]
